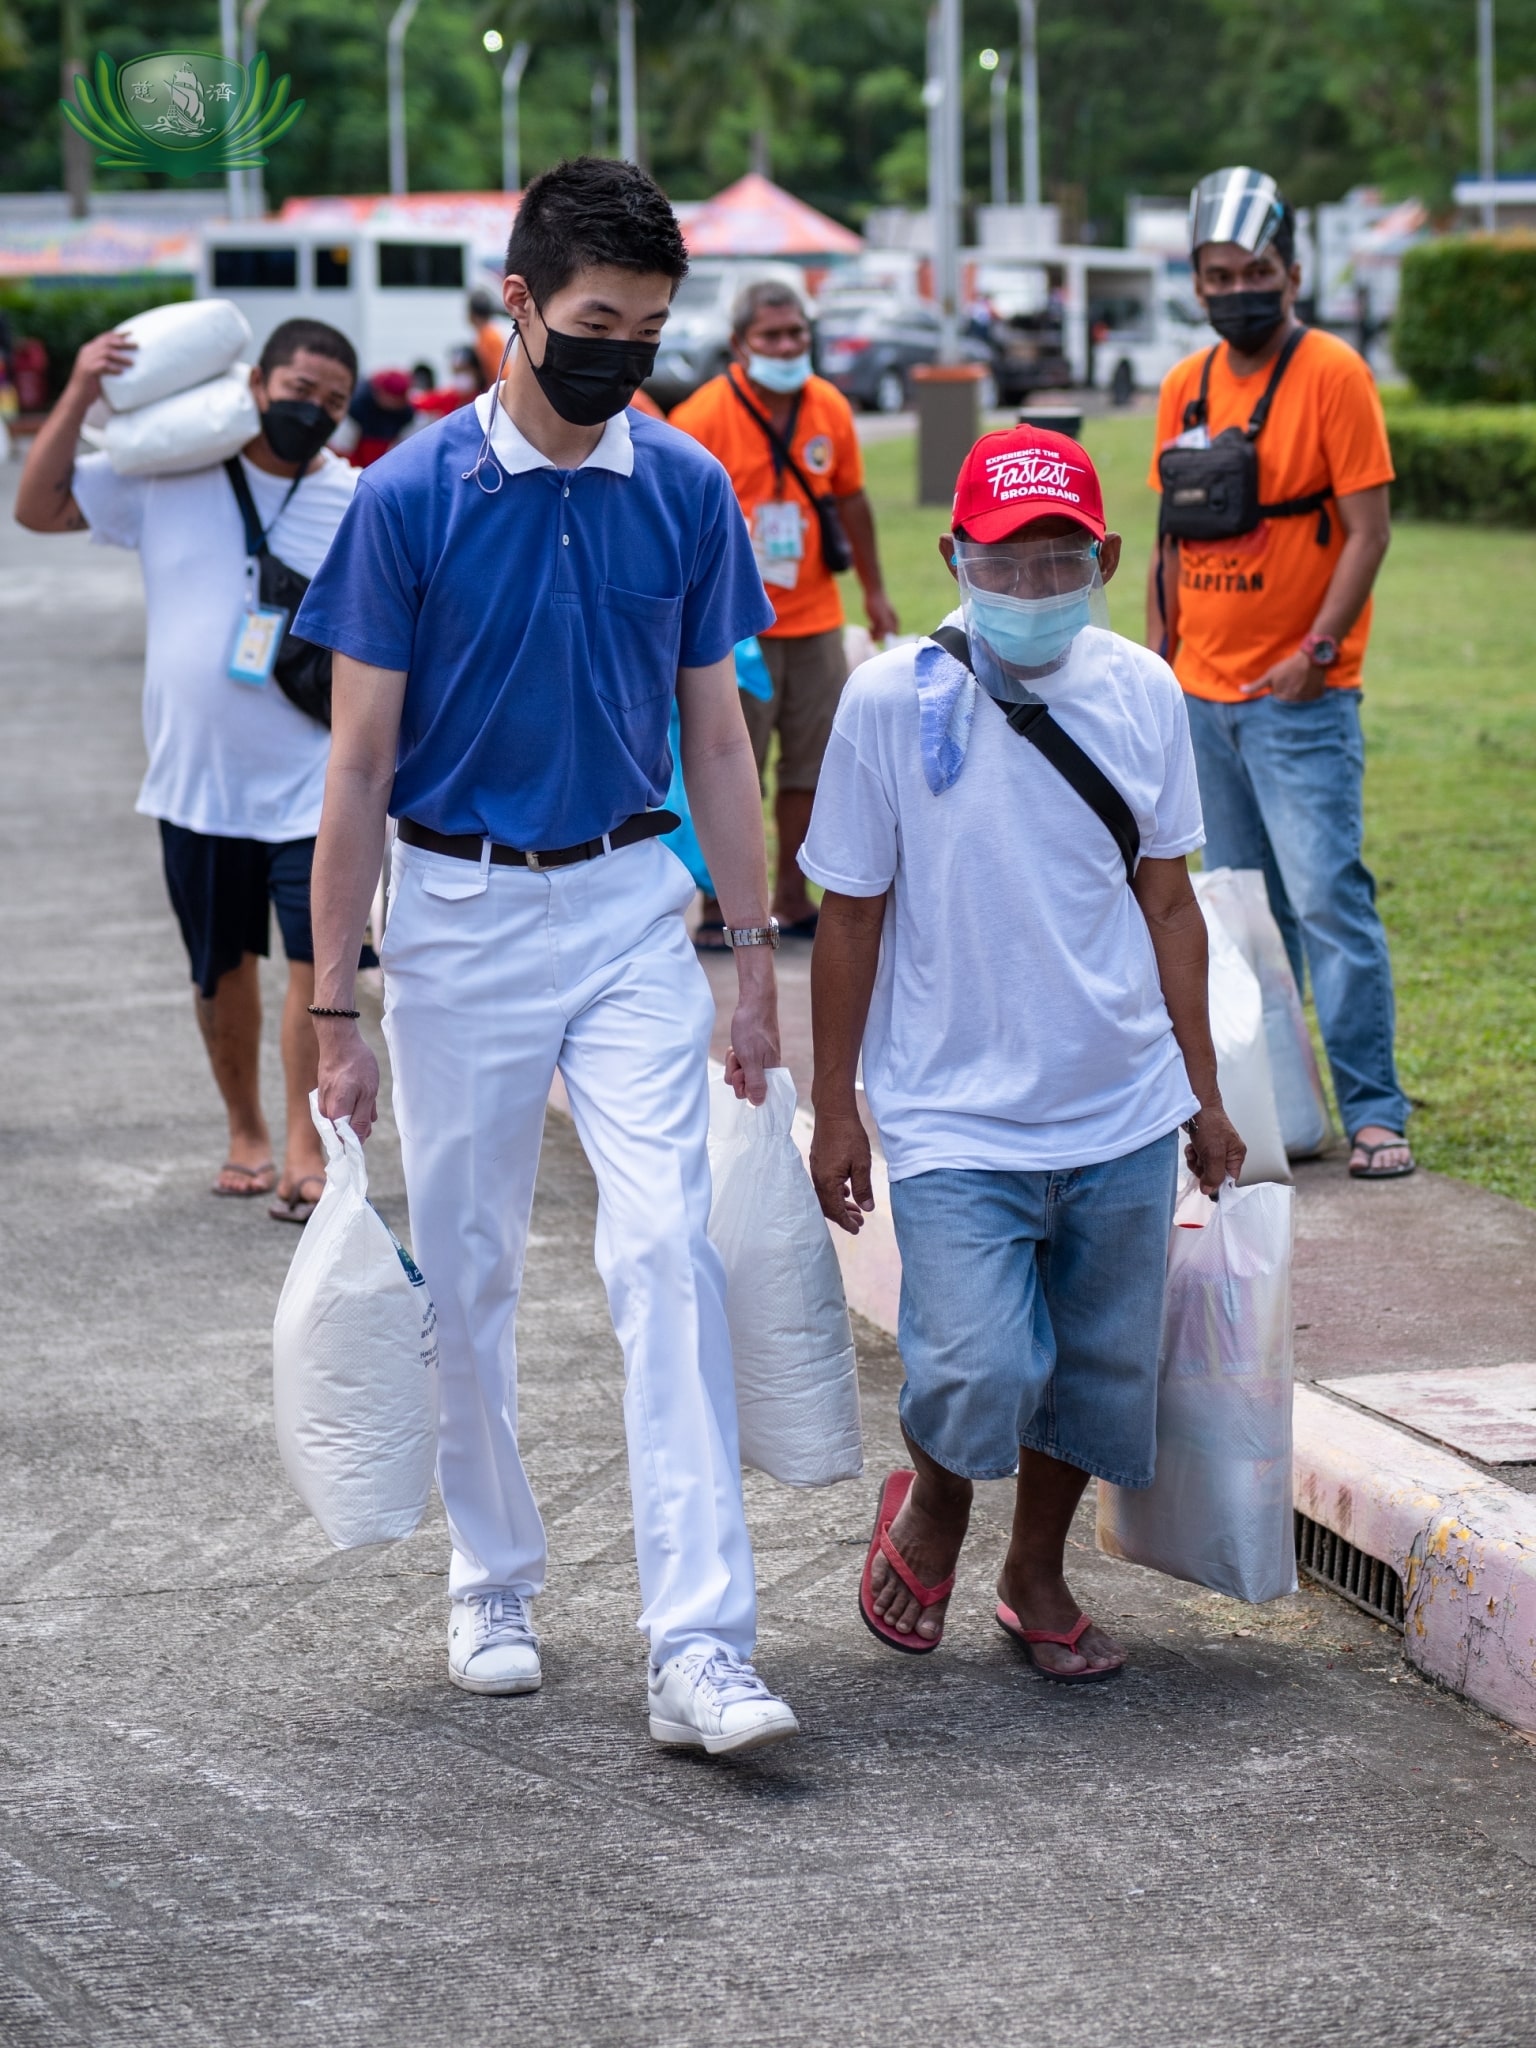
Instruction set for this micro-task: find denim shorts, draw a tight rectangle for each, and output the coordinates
[887,1131,1181,1486]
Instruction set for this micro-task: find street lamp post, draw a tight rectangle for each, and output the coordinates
[1019,0,1041,211]
[502,39,530,194]
[617,0,638,163]
[219,0,243,217]
[985,49,1013,209]
[241,0,271,217]
[387,0,421,198]
[1478,0,1497,231]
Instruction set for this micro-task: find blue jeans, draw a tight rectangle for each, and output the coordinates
[1184,690,1408,1138]
[886,1133,1180,1486]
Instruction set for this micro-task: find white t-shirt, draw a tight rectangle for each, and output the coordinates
[72,448,358,842]
[798,619,1205,1180]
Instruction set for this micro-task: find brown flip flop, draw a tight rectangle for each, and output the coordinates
[269,1174,326,1226]
[212,1159,276,1198]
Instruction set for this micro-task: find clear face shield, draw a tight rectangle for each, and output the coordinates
[953,535,1109,686]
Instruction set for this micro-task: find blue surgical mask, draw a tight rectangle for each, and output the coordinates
[746,351,812,394]
[964,583,1093,670]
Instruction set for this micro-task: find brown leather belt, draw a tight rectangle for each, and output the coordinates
[397,810,680,872]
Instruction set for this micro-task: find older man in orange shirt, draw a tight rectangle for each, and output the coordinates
[671,279,898,939]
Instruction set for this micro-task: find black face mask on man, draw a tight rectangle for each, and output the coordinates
[526,317,660,427]
[261,398,337,468]
[1205,287,1287,355]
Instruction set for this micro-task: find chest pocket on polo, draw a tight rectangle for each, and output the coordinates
[596,584,684,709]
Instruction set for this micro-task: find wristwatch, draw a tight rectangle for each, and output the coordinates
[1300,631,1339,668]
[725,916,781,950]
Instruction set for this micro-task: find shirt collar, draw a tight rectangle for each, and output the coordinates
[472,387,634,479]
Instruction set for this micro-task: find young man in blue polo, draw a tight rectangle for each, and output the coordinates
[296,158,799,1755]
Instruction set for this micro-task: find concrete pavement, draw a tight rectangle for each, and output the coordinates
[4,472,1536,2047]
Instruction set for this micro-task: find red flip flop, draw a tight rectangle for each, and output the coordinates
[995,1602,1124,1685]
[858,1469,956,1655]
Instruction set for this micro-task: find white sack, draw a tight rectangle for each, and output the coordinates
[100,297,254,413]
[708,1067,863,1487]
[273,1097,439,1549]
[1097,1175,1297,1604]
[103,367,260,477]
[1201,899,1291,1185]
[1194,867,1331,1158]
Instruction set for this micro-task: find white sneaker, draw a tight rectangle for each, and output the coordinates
[648,1647,799,1755]
[447,1591,542,1696]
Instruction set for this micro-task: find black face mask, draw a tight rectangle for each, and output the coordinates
[526,319,659,426]
[261,398,337,468]
[1205,287,1287,355]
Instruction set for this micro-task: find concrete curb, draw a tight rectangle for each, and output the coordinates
[550,1067,1536,1732]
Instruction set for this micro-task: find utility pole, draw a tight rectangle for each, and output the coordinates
[1478,0,1497,231]
[387,0,420,197]
[989,49,1013,209]
[936,0,962,363]
[1019,0,1041,211]
[617,0,638,163]
[241,0,271,217]
[502,40,531,193]
[219,0,243,216]
[58,0,92,218]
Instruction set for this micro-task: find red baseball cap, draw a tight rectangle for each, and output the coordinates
[951,425,1106,543]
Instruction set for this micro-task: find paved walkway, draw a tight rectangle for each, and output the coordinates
[3,475,1536,2047]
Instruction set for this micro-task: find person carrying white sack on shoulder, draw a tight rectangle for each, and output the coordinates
[15,315,361,1225]
[293,158,800,1757]
[802,424,1247,1683]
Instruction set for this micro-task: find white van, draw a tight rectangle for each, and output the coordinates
[196,221,475,383]
[1092,283,1217,406]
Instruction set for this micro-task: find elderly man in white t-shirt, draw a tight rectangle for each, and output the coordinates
[17,318,360,1222]
[802,426,1246,1684]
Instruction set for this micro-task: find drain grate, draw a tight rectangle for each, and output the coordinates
[1294,1512,1406,1630]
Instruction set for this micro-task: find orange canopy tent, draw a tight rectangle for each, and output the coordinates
[682,173,862,259]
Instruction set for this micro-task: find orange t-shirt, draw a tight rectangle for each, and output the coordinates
[669,367,863,637]
[1148,327,1395,701]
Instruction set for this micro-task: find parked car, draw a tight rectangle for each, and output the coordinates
[815,292,995,413]
[984,306,1074,404]
[644,259,810,411]
[1092,287,1217,405]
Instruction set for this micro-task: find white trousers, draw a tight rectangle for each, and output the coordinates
[380,834,757,1667]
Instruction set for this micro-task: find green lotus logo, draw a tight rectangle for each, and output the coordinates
[62,50,304,177]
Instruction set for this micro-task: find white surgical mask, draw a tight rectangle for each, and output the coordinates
[746,350,812,395]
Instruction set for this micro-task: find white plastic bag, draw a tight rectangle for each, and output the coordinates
[273,1097,439,1548]
[708,1068,863,1486]
[1194,867,1331,1158]
[100,366,261,477]
[1201,899,1291,1185]
[1097,1175,1297,1604]
[100,298,254,413]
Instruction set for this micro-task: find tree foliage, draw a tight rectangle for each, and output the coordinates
[4,0,1536,231]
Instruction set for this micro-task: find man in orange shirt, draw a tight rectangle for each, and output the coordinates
[671,279,898,938]
[1147,166,1411,1180]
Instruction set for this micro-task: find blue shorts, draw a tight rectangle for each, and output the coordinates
[158,822,315,999]
[887,1132,1180,1486]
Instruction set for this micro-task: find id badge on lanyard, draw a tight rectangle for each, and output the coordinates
[229,558,288,687]
[752,498,803,591]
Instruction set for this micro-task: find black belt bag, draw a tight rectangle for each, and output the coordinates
[224,458,334,728]
[1157,328,1332,547]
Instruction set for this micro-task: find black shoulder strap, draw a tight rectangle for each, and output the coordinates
[1243,324,1308,439]
[1182,345,1219,432]
[930,624,1140,884]
[726,368,828,512]
[223,457,305,559]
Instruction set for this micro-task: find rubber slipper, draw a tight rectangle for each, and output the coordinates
[268,1175,326,1226]
[1348,1138,1416,1180]
[211,1159,276,1198]
[858,1469,956,1655]
[692,920,733,954]
[995,1602,1124,1685]
[777,913,819,941]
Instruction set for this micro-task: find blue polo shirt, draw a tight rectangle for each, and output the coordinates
[294,395,775,847]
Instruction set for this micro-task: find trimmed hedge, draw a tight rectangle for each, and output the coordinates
[1384,395,1536,525]
[1395,235,1536,404]
[0,280,193,404]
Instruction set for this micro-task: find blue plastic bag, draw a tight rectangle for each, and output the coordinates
[662,639,773,890]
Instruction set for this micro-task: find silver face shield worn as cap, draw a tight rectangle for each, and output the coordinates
[1188,166,1283,258]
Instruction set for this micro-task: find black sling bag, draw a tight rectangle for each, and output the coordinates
[223,458,333,729]
[726,370,856,573]
[930,622,1140,884]
[1156,327,1333,547]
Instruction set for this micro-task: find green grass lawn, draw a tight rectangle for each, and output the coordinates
[845,421,1536,1208]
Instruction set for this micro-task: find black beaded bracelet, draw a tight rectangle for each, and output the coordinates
[307,1005,361,1019]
